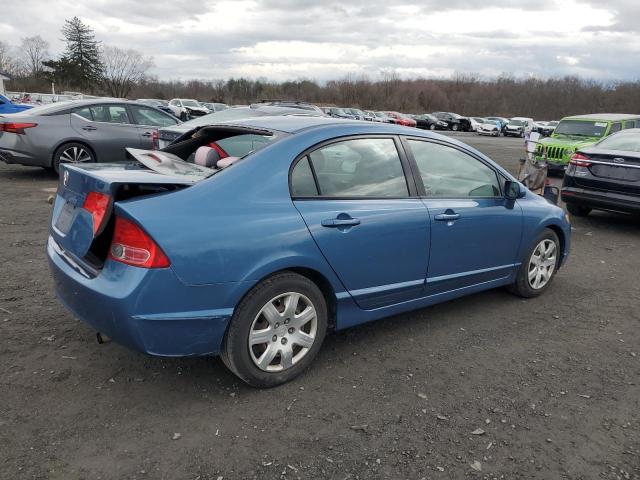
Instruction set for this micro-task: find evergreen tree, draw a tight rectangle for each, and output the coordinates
[60,17,102,91]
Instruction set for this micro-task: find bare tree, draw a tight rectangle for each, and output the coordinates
[18,36,50,77]
[101,45,153,98]
[0,41,18,75]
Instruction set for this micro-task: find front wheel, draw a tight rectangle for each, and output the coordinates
[508,229,560,298]
[566,203,591,217]
[451,124,459,131]
[429,124,436,130]
[221,272,328,388]
[52,142,95,175]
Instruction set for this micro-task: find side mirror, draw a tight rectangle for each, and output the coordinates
[504,180,523,200]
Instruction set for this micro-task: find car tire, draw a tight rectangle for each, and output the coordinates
[221,271,328,388]
[180,111,188,121]
[566,203,591,217]
[52,142,96,175]
[429,124,436,130]
[451,124,459,131]
[508,229,561,298]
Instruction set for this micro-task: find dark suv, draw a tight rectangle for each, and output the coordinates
[561,128,640,216]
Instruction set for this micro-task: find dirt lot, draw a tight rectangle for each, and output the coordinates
[1,133,638,480]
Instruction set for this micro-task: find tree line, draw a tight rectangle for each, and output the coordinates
[0,17,153,98]
[2,19,640,119]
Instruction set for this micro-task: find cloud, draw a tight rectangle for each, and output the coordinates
[0,0,638,82]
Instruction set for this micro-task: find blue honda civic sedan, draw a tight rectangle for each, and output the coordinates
[48,116,571,387]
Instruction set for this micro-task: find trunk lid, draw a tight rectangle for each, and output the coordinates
[572,150,640,195]
[51,161,196,271]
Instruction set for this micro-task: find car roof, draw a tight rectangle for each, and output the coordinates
[564,113,640,121]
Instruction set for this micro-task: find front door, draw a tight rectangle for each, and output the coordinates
[290,137,430,310]
[404,138,523,295]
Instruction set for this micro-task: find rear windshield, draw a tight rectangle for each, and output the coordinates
[14,102,73,115]
[510,120,525,126]
[555,120,608,137]
[596,130,640,152]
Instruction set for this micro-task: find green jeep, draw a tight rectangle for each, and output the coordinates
[537,114,640,172]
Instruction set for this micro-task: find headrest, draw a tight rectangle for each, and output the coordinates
[194,146,220,168]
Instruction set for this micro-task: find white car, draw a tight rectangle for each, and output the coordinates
[168,99,210,120]
[505,117,535,137]
[477,120,501,137]
[470,117,487,132]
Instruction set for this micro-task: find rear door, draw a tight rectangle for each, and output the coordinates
[128,105,179,149]
[404,138,523,295]
[291,136,430,310]
[70,104,142,161]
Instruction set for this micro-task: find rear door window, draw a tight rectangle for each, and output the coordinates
[74,106,93,121]
[609,122,622,134]
[297,138,409,197]
[624,121,635,129]
[89,105,131,124]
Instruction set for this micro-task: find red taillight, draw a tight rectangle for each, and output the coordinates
[0,122,38,134]
[570,152,591,167]
[82,191,111,236]
[108,216,170,268]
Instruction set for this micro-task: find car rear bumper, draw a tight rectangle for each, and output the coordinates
[561,186,640,213]
[0,147,44,167]
[47,236,234,357]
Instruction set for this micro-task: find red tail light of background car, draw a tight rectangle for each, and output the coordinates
[0,122,38,134]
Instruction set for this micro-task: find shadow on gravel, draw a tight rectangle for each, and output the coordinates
[94,287,515,397]
[0,165,56,181]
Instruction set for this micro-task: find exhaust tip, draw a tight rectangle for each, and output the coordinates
[96,332,111,344]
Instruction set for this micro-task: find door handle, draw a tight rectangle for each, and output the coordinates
[81,126,97,131]
[434,213,460,221]
[321,217,361,228]
[141,131,153,137]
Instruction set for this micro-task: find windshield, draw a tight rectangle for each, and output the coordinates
[509,120,525,126]
[554,120,608,137]
[548,121,559,126]
[182,100,200,107]
[596,130,640,152]
[331,108,347,115]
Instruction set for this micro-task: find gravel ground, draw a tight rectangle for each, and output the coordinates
[1,133,638,480]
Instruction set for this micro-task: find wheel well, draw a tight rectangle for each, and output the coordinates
[545,224,566,258]
[259,267,338,331]
[51,140,97,167]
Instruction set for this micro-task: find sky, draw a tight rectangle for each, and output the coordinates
[1,0,639,82]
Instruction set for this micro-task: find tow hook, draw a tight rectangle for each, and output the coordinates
[96,332,111,344]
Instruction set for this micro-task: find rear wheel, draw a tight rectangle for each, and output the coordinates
[221,272,328,388]
[52,142,95,175]
[508,229,560,298]
[566,203,591,217]
[451,124,459,131]
[429,124,436,130]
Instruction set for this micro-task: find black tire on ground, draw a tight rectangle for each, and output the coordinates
[451,124,458,131]
[508,229,561,298]
[429,124,436,130]
[221,271,328,388]
[180,111,188,121]
[566,203,591,217]
[52,142,96,175]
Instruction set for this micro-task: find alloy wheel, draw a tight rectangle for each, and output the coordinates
[60,146,92,165]
[248,292,318,372]
[528,239,557,289]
